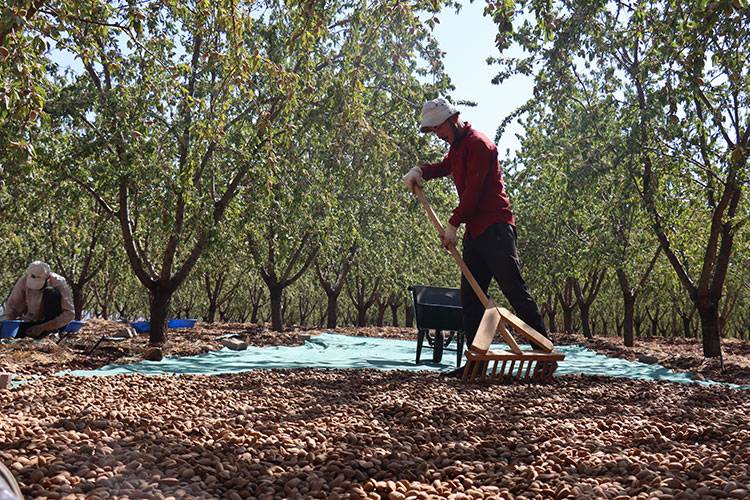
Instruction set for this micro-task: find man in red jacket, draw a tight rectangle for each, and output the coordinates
[404,98,548,376]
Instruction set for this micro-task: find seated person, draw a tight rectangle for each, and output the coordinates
[3,261,75,339]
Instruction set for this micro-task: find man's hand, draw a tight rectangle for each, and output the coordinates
[402,166,424,193]
[441,223,458,249]
[25,324,47,339]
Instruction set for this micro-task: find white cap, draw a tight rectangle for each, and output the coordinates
[420,97,459,132]
[25,261,51,290]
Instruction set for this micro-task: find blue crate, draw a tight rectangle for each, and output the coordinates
[1,320,24,339]
[63,320,86,333]
[130,321,151,333]
[167,318,197,329]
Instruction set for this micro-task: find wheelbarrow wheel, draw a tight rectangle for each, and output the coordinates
[432,330,444,363]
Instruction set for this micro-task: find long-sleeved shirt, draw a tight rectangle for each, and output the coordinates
[421,122,515,238]
[3,272,75,329]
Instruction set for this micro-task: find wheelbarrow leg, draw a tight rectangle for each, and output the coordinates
[415,328,425,364]
[456,331,464,367]
[432,329,444,363]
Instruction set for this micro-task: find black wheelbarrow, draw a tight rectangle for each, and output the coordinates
[408,285,465,366]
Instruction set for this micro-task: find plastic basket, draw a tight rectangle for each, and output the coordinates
[1,320,24,339]
[167,318,197,329]
[130,321,151,334]
[63,320,86,333]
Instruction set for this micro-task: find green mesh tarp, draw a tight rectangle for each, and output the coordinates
[63,333,748,390]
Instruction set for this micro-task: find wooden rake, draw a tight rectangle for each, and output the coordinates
[412,185,564,383]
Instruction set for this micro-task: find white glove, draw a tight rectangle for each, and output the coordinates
[402,166,424,192]
[441,223,458,249]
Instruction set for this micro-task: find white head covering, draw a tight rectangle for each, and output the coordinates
[25,261,51,290]
[420,97,459,132]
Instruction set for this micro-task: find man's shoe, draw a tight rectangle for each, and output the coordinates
[439,366,465,379]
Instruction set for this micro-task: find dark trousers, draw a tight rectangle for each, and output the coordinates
[16,287,63,338]
[461,222,548,349]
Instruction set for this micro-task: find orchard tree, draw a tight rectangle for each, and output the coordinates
[39,0,336,344]
[489,0,750,356]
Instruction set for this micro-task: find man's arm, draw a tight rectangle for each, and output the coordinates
[2,278,25,320]
[421,155,451,180]
[448,142,496,228]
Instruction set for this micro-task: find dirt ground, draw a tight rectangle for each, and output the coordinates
[1,320,749,499]
[2,370,749,499]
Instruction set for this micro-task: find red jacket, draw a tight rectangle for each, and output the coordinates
[421,123,515,238]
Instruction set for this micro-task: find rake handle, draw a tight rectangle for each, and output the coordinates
[412,184,490,309]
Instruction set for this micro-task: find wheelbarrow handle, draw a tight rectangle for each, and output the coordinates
[412,185,490,309]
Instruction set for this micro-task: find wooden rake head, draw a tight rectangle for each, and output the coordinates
[461,349,563,384]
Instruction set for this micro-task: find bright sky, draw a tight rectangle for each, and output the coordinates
[433,1,534,157]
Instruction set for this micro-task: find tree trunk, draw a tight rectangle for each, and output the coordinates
[647,306,660,337]
[405,305,414,328]
[325,290,340,328]
[149,290,172,345]
[100,286,110,320]
[557,278,576,334]
[681,315,691,338]
[346,275,379,329]
[572,270,607,339]
[676,304,698,339]
[562,307,574,334]
[254,231,319,332]
[635,312,645,338]
[579,303,593,339]
[542,292,557,333]
[698,304,722,356]
[375,303,387,327]
[297,296,314,326]
[390,304,399,327]
[356,306,368,327]
[317,308,326,328]
[251,302,261,324]
[115,303,129,322]
[622,294,635,347]
[206,301,218,323]
[385,292,403,327]
[314,245,357,329]
[236,304,249,323]
[269,286,283,332]
[547,308,558,334]
[71,286,85,321]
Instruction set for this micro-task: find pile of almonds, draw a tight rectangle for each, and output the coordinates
[1,369,748,499]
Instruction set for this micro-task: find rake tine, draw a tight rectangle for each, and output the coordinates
[491,360,498,380]
[471,359,483,381]
[480,361,489,382]
[524,361,533,381]
[465,359,476,382]
[462,360,473,382]
[507,361,516,383]
[533,361,545,381]
[515,360,525,381]
[536,361,546,381]
[548,361,559,379]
